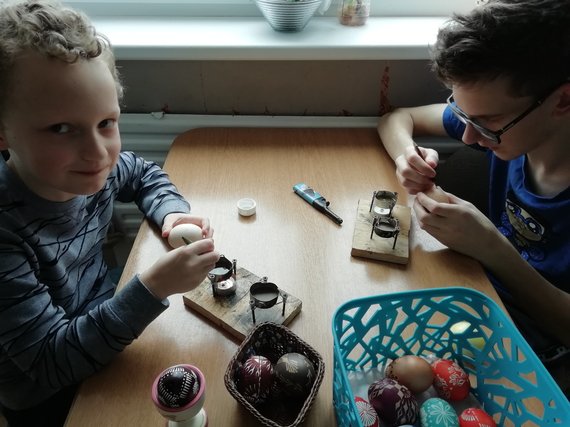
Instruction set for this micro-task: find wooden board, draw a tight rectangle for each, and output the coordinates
[182,266,302,341]
[351,199,411,264]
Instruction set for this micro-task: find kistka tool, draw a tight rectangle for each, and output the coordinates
[293,183,343,225]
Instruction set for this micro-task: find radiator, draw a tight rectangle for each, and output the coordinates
[115,113,461,239]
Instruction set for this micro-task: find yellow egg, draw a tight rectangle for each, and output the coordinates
[385,355,434,394]
[168,223,204,248]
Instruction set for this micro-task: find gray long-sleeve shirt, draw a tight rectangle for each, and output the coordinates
[0,151,190,410]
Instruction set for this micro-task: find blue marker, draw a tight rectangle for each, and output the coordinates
[293,183,343,225]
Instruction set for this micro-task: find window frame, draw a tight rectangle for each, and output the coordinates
[64,0,480,18]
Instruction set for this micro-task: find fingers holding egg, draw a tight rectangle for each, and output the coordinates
[167,223,204,248]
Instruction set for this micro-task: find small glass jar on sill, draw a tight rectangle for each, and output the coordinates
[338,0,371,26]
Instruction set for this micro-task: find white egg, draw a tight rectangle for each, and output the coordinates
[168,223,204,248]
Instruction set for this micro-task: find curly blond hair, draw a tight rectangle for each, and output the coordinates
[0,0,123,120]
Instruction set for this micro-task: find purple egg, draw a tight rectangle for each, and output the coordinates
[239,355,274,405]
[368,378,418,426]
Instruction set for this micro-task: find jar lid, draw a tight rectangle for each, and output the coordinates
[237,198,256,217]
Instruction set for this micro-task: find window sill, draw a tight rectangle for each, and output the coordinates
[94,16,447,61]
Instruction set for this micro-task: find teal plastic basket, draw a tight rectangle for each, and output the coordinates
[332,287,569,426]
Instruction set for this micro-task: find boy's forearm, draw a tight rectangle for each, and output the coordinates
[377,110,415,162]
[480,234,570,347]
[377,104,449,162]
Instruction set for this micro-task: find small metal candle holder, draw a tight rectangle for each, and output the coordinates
[208,255,237,297]
[369,190,398,218]
[368,190,400,249]
[249,277,288,324]
[370,216,400,249]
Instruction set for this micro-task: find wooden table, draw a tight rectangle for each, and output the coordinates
[65,128,498,426]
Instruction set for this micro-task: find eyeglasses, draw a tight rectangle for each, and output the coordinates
[446,92,550,145]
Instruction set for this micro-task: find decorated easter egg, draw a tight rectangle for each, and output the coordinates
[368,378,419,426]
[431,359,470,401]
[459,408,497,427]
[156,365,200,408]
[385,355,434,394]
[239,355,274,404]
[168,223,204,248]
[355,396,380,427]
[274,352,316,397]
[420,397,459,427]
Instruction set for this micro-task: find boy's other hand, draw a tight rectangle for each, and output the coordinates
[139,238,220,300]
[413,191,498,261]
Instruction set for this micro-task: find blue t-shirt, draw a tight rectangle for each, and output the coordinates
[442,106,570,360]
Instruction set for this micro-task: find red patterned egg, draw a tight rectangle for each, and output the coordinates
[355,396,380,427]
[459,407,497,427]
[274,352,316,398]
[239,355,274,404]
[431,359,470,401]
[368,378,419,426]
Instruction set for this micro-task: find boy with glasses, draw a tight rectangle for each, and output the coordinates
[378,0,569,393]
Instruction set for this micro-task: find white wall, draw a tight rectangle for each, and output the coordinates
[118,59,447,116]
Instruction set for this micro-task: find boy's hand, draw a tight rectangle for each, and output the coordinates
[162,213,214,240]
[413,191,499,261]
[139,238,220,300]
[395,145,439,195]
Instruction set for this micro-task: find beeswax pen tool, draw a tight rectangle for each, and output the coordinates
[413,141,425,160]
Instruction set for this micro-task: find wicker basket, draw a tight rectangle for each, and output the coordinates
[224,322,325,426]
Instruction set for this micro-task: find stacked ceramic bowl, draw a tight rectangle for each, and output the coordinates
[255,0,323,32]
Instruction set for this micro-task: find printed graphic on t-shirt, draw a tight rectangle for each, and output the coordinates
[498,193,546,262]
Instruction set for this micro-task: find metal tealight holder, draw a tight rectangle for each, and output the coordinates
[369,190,400,249]
[208,255,237,297]
[249,277,288,324]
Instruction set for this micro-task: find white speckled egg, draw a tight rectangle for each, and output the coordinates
[168,223,204,248]
[420,397,459,427]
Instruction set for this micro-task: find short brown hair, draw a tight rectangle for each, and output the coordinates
[0,0,123,121]
[431,0,570,98]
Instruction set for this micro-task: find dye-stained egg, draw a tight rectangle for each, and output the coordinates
[385,355,434,394]
[274,352,316,398]
[368,378,419,426]
[168,223,204,248]
[239,355,274,404]
[420,397,459,427]
[355,396,380,427]
[431,359,471,401]
[459,408,497,427]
